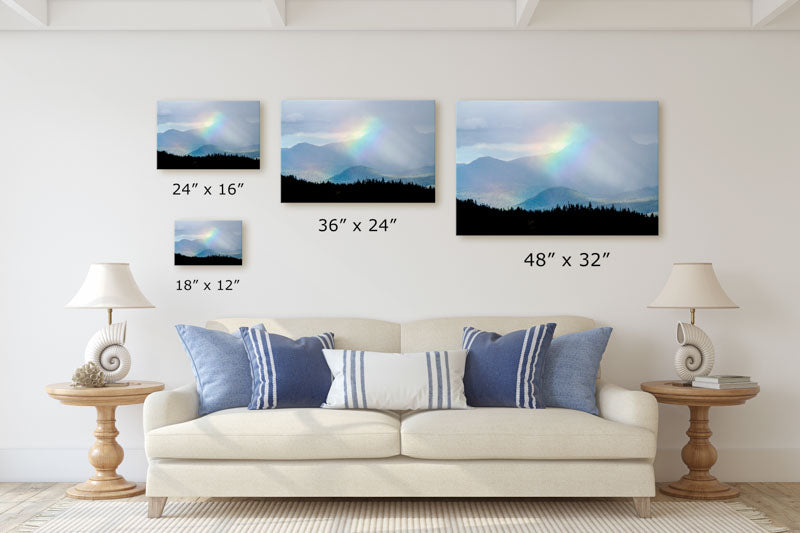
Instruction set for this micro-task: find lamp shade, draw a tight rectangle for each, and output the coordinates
[66,263,154,309]
[648,262,738,309]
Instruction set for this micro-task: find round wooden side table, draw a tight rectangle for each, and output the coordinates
[641,380,759,500]
[45,381,165,500]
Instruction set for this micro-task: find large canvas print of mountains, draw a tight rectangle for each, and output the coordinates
[157,101,260,170]
[456,101,659,235]
[174,220,243,266]
[281,100,435,203]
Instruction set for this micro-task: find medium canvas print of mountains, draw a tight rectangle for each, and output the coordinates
[174,220,242,265]
[157,101,260,169]
[457,101,659,235]
[281,100,435,202]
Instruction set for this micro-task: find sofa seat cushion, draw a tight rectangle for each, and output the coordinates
[146,407,400,460]
[400,408,655,460]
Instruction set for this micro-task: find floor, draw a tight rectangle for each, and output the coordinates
[0,482,798,532]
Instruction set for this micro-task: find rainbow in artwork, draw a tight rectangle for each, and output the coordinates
[174,220,242,266]
[157,101,259,170]
[281,100,435,203]
[456,101,659,236]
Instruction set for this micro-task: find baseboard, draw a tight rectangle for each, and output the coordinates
[0,448,148,482]
[2,448,799,483]
[654,448,800,482]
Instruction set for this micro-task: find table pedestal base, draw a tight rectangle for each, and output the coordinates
[66,404,145,500]
[659,404,739,500]
[67,481,145,500]
[661,477,739,500]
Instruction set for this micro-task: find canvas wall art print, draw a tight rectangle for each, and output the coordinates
[174,220,243,266]
[456,101,659,235]
[281,100,435,202]
[157,101,260,169]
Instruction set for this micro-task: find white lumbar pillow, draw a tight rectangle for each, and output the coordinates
[322,349,469,410]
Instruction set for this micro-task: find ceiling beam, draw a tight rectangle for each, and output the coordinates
[752,0,800,26]
[1,0,47,26]
[264,0,286,26]
[516,0,540,27]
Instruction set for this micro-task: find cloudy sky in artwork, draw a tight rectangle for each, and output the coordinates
[174,220,242,253]
[281,100,434,149]
[456,101,658,164]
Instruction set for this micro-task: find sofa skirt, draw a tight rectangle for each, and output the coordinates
[146,457,655,498]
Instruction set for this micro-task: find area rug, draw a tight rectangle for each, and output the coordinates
[16,499,788,533]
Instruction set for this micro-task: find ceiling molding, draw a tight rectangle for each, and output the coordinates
[1,0,798,31]
[516,0,540,27]
[752,0,800,26]
[265,0,286,26]
[1,0,46,27]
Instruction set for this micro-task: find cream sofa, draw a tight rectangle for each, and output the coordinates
[143,316,658,518]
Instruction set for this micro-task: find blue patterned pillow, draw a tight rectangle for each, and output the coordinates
[240,327,334,409]
[462,323,556,408]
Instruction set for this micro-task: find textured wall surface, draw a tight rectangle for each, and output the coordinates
[0,30,798,482]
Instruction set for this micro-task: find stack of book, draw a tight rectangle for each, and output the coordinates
[692,375,758,389]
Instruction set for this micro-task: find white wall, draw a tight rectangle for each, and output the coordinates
[1,30,798,483]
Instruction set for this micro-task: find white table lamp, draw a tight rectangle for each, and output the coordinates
[66,263,154,383]
[648,263,738,381]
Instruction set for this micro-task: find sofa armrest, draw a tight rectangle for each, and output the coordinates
[143,383,199,433]
[596,380,658,435]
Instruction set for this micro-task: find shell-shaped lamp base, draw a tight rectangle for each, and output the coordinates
[84,322,131,382]
[674,322,715,381]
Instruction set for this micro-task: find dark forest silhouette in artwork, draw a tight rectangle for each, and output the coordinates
[281,175,434,203]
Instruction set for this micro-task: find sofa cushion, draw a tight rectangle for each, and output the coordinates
[146,408,400,460]
[400,408,655,460]
[322,349,469,410]
[462,324,556,408]
[175,324,265,416]
[240,327,334,410]
[542,327,613,415]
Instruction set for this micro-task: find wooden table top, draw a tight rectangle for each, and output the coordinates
[641,380,759,407]
[45,381,165,407]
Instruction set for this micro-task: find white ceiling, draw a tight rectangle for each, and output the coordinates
[1,0,799,30]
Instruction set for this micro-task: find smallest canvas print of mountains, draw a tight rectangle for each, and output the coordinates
[158,101,260,170]
[281,100,435,203]
[456,101,659,235]
[174,220,242,266]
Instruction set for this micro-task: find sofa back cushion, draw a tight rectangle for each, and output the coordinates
[208,316,595,356]
[208,317,401,352]
[401,316,595,353]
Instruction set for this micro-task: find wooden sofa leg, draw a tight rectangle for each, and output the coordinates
[633,497,651,518]
[148,497,167,518]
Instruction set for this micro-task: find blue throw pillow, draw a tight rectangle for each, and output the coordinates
[240,327,334,409]
[542,327,613,415]
[175,324,265,417]
[462,323,556,408]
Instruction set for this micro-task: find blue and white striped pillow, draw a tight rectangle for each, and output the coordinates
[240,327,334,409]
[321,349,468,410]
[462,323,556,408]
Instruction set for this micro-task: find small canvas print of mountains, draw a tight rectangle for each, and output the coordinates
[456,101,659,235]
[158,101,260,169]
[281,100,435,202]
[174,220,242,266]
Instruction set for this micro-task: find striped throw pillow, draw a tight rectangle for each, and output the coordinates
[321,349,468,410]
[462,323,556,408]
[240,327,335,409]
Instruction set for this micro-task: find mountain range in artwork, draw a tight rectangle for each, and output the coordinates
[174,220,242,266]
[281,100,435,202]
[158,101,260,170]
[456,101,659,235]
